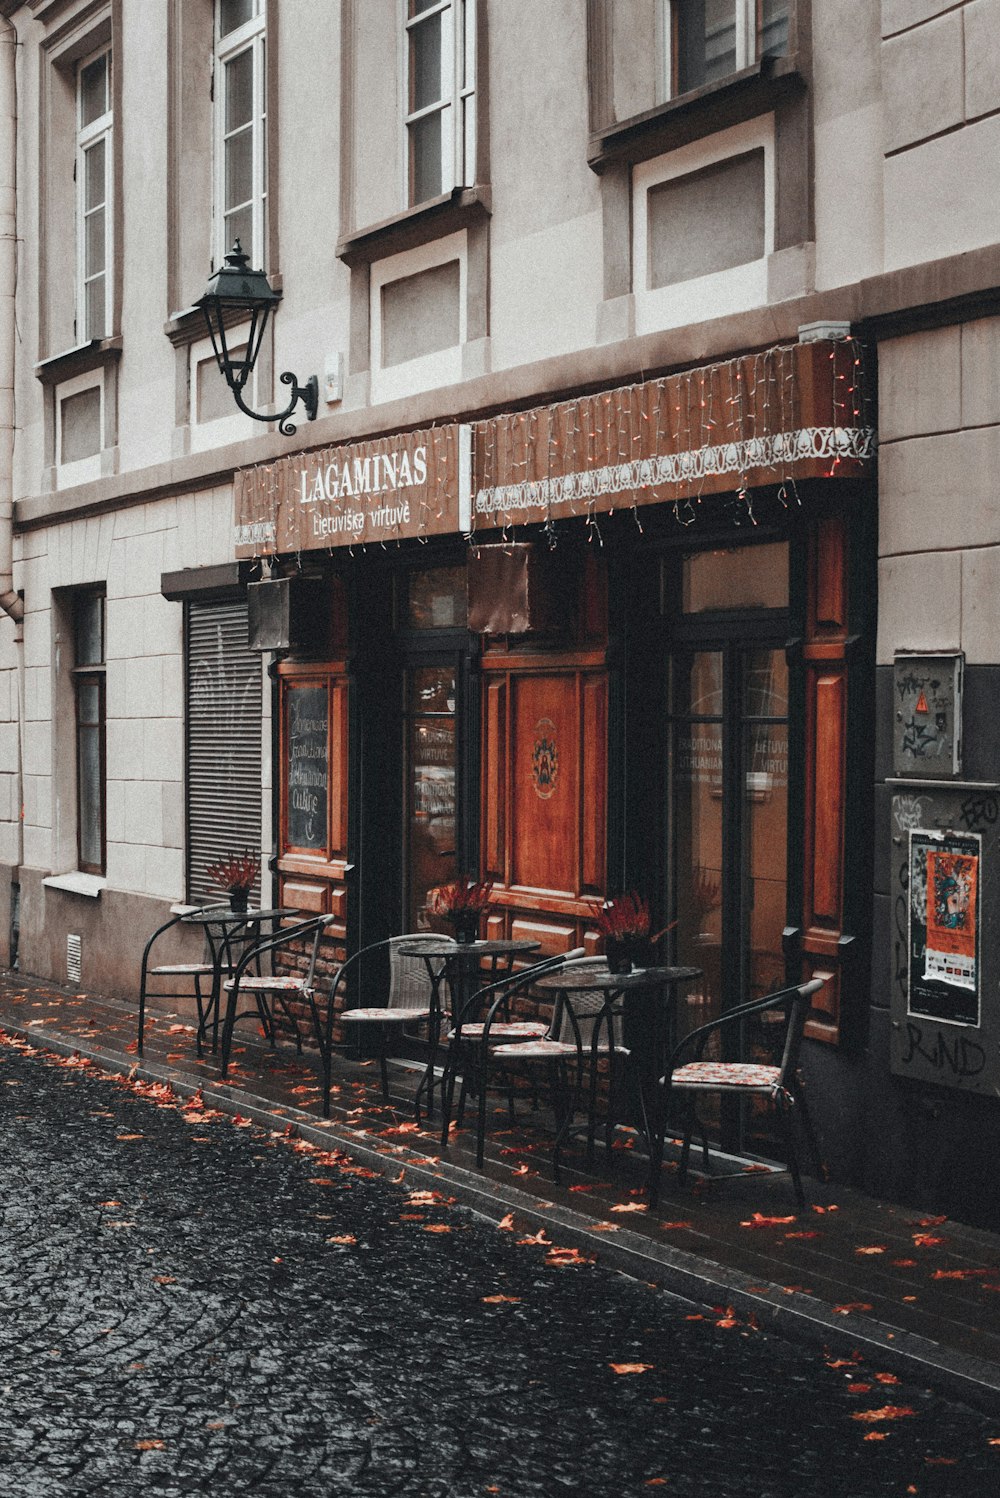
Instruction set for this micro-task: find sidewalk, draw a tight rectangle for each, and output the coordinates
[4,967,1000,1412]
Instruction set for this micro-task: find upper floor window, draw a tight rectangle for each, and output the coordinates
[76,47,112,341]
[405,0,475,206]
[667,0,789,97]
[215,0,267,266]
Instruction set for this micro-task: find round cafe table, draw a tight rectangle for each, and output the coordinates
[178,906,296,1053]
[533,962,701,1166]
[396,937,541,1125]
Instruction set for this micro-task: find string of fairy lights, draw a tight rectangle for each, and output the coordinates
[232,338,875,566]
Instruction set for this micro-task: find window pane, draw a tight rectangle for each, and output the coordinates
[409,111,443,203]
[410,0,439,13]
[744,647,788,719]
[406,666,457,929]
[410,10,443,111]
[80,53,108,126]
[219,0,254,36]
[225,127,253,211]
[760,0,790,58]
[225,48,254,131]
[61,388,102,464]
[75,595,104,666]
[224,205,253,263]
[85,276,107,342]
[407,566,467,629]
[84,139,106,212]
[78,723,103,870]
[679,543,788,613]
[78,680,101,724]
[85,207,106,279]
[672,650,723,719]
[677,0,736,93]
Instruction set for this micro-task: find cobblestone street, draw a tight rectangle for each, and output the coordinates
[2,1031,998,1498]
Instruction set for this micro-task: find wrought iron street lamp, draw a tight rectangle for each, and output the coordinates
[196,241,318,436]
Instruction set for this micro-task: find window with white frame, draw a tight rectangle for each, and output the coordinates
[665,0,790,97]
[404,0,475,207]
[76,47,113,342]
[215,0,267,267]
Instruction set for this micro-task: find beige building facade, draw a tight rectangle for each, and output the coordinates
[2,0,1000,1217]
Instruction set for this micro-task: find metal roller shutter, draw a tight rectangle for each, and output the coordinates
[186,600,263,905]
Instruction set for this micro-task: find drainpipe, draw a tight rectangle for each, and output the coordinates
[0,13,23,627]
[1,12,25,962]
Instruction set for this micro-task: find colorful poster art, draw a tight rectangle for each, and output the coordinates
[924,848,978,990]
[908,831,981,1027]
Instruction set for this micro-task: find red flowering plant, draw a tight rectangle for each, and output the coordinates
[205,849,260,911]
[426,875,495,942]
[592,891,674,973]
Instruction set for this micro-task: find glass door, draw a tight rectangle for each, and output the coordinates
[404,662,459,930]
[668,639,790,1153]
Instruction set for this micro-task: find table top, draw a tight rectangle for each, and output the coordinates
[396,937,542,961]
[533,963,701,993]
[180,905,295,928]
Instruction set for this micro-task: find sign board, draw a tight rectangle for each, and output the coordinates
[234,424,471,558]
[893,653,963,778]
[889,782,1000,1092]
[285,683,328,850]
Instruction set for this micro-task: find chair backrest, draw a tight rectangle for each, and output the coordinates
[550,958,620,1049]
[457,946,586,1032]
[776,978,825,1082]
[388,932,455,1013]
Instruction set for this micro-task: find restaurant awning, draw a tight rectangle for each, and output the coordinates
[471,339,874,532]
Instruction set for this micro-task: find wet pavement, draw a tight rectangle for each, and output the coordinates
[2,1031,1000,1497]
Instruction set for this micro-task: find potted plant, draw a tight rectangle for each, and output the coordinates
[205,850,261,914]
[425,875,495,944]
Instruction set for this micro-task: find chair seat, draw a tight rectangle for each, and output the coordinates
[449,1020,548,1041]
[151,963,213,976]
[223,975,312,994]
[670,1061,782,1090]
[341,1006,432,1024]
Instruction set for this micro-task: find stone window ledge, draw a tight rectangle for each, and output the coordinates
[588,56,805,173]
[35,338,123,387]
[43,872,107,898]
[336,186,491,269]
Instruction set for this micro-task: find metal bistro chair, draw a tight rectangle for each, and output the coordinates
[649,978,826,1210]
[439,948,585,1171]
[489,957,631,1172]
[219,913,337,1080]
[137,905,260,1058]
[334,933,456,1121]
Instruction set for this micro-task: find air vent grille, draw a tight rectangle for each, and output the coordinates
[67,933,82,985]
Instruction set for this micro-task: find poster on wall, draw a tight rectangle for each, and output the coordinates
[908,829,981,1028]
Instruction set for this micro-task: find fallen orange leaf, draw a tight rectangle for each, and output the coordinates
[917,1214,947,1227]
[863,1432,888,1442]
[892,1258,918,1268]
[659,1220,693,1230]
[854,1246,886,1255]
[482,1294,521,1304]
[913,1233,947,1247]
[545,1246,593,1267]
[517,1229,552,1246]
[135,1439,166,1451]
[497,1213,515,1231]
[423,1224,452,1234]
[610,1203,648,1214]
[833,1303,873,1315]
[740,1212,796,1229]
[326,1235,356,1245]
[785,1230,821,1240]
[610,1362,653,1375]
[715,1307,739,1329]
[851,1406,915,1424]
[875,1373,901,1385]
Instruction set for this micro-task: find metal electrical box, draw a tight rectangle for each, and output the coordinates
[889,781,1000,1093]
[893,652,963,778]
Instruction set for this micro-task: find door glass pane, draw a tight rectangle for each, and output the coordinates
[742,648,788,1005]
[407,666,457,929]
[671,651,724,1039]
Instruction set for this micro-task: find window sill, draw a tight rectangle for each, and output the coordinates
[43,872,107,898]
[587,55,805,173]
[35,338,123,387]
[336,186,491,269]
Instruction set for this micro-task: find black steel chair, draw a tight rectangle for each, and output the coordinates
[649,977,826,1209]
[137,905,260,1058]
[334,933,455,1120]
[219,913,337,1079]
[439,948,586,1176]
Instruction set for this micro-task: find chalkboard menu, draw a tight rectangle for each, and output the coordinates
[286,684,328,849]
